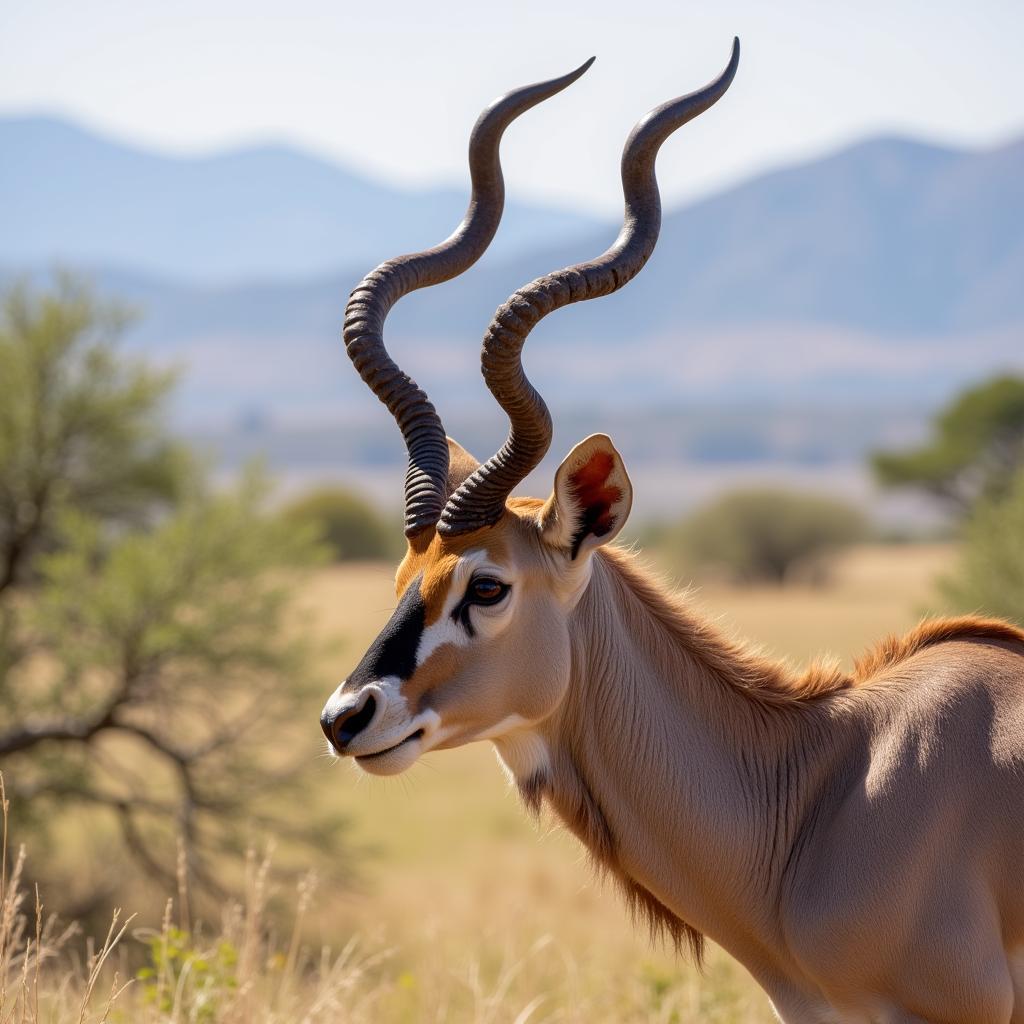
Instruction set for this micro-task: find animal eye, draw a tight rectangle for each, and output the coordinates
[469,577,508,605]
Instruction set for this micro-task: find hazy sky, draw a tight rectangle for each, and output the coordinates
[3,0,1022,215]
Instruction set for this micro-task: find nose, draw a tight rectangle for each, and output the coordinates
[321,692,378,753]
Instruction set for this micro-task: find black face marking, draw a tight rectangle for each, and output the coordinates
[346,576,425,687]
[452,600,476,639]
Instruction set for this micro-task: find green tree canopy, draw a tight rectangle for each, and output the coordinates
[872,375,1024,514]
[0,276,184,592]
[0,278,339,917]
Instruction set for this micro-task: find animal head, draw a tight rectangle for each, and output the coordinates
[321,41,740,776]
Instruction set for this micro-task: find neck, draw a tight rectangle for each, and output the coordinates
[500,547,858,974]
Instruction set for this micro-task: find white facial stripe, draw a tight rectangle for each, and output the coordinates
[414,548,513,666]
[415,615,467,666]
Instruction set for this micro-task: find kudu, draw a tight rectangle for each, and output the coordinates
[320,41,1024,1022]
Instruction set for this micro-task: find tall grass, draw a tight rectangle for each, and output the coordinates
[1,773,398,1023]
[0,769,776,1023]
[0,774,765,1024]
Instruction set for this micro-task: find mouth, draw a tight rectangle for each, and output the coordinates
[321,696,442,777]
[354,727,425,763]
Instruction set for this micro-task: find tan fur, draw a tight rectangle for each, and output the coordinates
[401,643,462,711]
[445,437,482,497]
[597,545,854,703]
[531,540,1024,1022]
[334,438,1024,1022]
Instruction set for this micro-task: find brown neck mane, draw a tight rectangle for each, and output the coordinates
[517,543,1024,965]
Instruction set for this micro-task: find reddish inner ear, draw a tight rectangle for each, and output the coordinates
[568,451,622,558]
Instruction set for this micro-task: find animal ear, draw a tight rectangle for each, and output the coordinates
[446,437,481,497]
[541,434,633,559]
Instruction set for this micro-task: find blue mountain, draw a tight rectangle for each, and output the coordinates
[0,115,603,282]
[3,118,1022,422]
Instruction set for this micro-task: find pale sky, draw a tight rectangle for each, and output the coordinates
[3,0,1022,215]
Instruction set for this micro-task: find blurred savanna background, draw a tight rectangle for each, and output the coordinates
[2,1,1023,1020]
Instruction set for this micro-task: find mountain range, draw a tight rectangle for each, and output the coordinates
[2,115,1022,429]
[0,115,603,281]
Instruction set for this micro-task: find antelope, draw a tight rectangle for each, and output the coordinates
[320,40,1024,1023]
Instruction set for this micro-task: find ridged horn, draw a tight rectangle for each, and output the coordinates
[439,38,740,536]
[344,58,595,537]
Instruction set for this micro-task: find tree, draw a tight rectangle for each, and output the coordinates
[872,375,1024,515]
[660,488,866,585]
[0,279,336,914]
[282,486,401,562]
[0,276,183,593]
[940,469,1024,625]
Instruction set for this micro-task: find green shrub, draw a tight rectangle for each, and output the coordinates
[658,487,867,585]
[282,487,400,562]
[940,470,1024,624]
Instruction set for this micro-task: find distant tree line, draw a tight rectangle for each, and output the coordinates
[643,373,1024,612]
[647,489,866,585]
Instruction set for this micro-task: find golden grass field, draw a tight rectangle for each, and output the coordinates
[2,543,954,1022]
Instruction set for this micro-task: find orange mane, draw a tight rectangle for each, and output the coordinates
[852,615,1024,683]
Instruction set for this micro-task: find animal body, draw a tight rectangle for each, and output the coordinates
[320,41,1024,1022]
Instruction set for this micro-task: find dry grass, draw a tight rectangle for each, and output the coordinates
[1,543,953,1022]
[1,781,392,1023]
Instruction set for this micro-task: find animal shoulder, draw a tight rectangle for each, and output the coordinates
[851,616,1024,684]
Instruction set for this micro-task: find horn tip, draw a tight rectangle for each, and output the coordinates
[713,36,741,94]
[563,55,596,86]
[727,37,741,72]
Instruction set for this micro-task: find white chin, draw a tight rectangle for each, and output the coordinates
[353,737,421,776]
